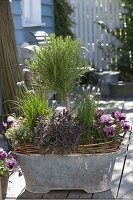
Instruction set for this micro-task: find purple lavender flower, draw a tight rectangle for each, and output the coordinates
[6,158,17,170]
[100,114,114,124]
[103,125,116,138]
[0,148,7,160]
[119,113,126,121]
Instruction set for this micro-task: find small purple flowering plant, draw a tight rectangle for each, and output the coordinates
[0,148,17,176]
[92,109,132,144]
[77,94,132,146]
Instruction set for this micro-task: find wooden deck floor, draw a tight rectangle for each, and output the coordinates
[3,97,133,200]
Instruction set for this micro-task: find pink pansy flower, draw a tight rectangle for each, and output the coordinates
[120,120,125,127]
[113,111,121,119]
[6,158,17,170]
[0,148,7,160]
[120,120,131,132]
[119,113,126,121]
[100,114,114,124]
[103,125,116,138]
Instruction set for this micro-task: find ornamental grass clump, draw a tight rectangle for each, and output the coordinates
[14,82,52,131]
[77,94,98,144]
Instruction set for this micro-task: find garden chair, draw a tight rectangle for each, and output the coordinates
[30,31,50,46]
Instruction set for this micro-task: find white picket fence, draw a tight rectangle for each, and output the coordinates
[69,0,122,71]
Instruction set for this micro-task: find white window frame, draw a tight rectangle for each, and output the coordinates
[21,0,44,27]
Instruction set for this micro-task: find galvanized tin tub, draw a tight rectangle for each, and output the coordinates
[16,142,127,194]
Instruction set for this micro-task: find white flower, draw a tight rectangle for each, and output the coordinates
[17,81,24,87]
[29,90,35,94]
[20,81,24,85]
[7,116,16,123]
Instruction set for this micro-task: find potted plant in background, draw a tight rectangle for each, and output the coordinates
[4,87,132,194]
[0,147,17,198]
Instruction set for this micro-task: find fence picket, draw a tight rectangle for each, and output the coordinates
[69,0,122,71]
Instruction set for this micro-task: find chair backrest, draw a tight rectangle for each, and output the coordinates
[30,31,50,46]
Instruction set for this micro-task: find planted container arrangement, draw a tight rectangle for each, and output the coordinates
[3,34,132,194]
[4,84,132,193]
[0,147,17,198]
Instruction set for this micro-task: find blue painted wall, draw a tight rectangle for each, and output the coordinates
[11,0,54,59]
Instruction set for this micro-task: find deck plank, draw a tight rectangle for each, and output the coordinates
[92,189,115,199]
[17,189,42,199]
[42,190,69,199]
[116,98,133,199]
[116,136,133,199]
[99,97,130,198]
[5,171,25,199]
[111,98,133,198]
[66,190,92,199]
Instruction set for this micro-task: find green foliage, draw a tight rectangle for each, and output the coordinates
[97,0,133,81]
[77,94,98,144]
[54,0,74,38]
[5,83,52,144]
[14,84,52,132]
[0,148,17,176]
[28,34,86,101]
[0,160,8,176]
